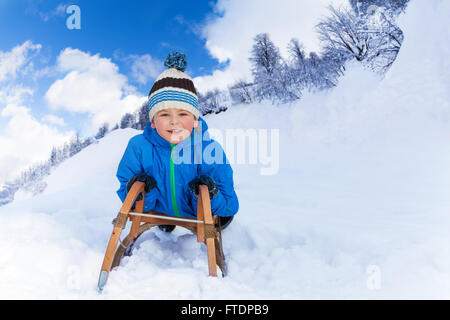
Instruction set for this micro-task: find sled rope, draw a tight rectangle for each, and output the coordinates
[114,212,128,229]
[204,224,219,239]
[118,237,127,250]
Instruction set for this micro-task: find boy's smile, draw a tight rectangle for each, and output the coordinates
[151,108,199,144]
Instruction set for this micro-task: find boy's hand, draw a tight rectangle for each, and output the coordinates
[127,173,157,201]
[188,175,218,200]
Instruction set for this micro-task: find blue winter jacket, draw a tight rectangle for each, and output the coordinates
[116,117,239,218]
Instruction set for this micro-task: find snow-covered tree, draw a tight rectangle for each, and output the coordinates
[285,38,343,94]
[80,137,94,149]
[316,4,403,75]
[363,7,404,73]
[69,132,83,157]
[198,89,228,115]
[120,113,134,129]
[229,80,255,105]
[136,102,149,130]
[249,33,299,104]
[95,123,109,140]
[49,147,58,167]
[316,6,370,63]
[319,48,347,87]
[284,39,307,97]
[350,0,410,16]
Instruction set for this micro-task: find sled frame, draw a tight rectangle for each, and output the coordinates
[98,181,226,292]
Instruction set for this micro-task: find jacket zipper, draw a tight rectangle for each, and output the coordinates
[170,143,181,217]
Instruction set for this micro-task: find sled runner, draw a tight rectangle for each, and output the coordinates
[98,181,227,293]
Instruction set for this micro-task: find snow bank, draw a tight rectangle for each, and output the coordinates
[1,0,449,299]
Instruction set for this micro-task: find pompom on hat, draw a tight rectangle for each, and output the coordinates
[148,52,199,121]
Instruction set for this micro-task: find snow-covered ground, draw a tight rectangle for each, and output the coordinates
[1,0,449,299]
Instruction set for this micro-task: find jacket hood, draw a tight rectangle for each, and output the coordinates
[143,116,210,148]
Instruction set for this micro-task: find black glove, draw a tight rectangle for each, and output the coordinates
[127,173,156,201]
[188,175,218,200]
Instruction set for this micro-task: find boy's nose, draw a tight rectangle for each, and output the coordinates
[169,116,180,125]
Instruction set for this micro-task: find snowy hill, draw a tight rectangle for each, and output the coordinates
[1,0,450,299]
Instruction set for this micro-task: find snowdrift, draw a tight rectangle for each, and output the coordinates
[0,0,449,299]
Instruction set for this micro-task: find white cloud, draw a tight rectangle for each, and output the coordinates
[0,85,34,106]
[39,3,67,22]
[194,0,349,92]
[45,48,146,133]
[0,40,41,82]
[127,54,163,85]
[0,104,73,184]
[0,41,73,186]
[193,67,236,93]
[41,114,66,126]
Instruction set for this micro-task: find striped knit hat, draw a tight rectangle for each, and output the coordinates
[148,52,199,121]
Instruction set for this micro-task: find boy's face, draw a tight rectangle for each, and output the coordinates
[151,108,199,144]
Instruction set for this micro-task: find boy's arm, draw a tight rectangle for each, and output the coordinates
[190,141,239,217]
[116,138,158,211]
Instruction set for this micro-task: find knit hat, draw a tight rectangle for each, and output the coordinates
[148,52,199,121]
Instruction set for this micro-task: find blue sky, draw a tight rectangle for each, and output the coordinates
[0,0,221,75]
[0,0,343,185]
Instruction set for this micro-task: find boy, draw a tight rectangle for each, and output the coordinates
[116,52,239,231]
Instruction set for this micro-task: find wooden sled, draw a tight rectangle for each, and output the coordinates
[98,181,227,292]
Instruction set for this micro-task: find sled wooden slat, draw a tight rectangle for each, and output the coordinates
[98,181,146,292]
[196,191,205,243]
[199,186,218,277]
[99,226,122,273]
[119,181,145,214]
[131,197,144,238]
[98,182,226,293]
[128,212,200,229]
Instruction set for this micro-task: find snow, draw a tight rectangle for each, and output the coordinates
[1,0,450,299]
